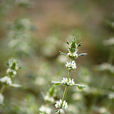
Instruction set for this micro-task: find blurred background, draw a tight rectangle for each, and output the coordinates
[0,0,114,114]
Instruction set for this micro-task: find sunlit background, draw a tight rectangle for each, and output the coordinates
[0,0,114,114]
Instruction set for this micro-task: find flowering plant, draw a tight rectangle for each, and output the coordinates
[0,58,21,104]
[51,37,87,113]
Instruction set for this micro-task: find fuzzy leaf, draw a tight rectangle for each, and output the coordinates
[79,53,87,56]
[75,84,86,89]
[51,81,61,85]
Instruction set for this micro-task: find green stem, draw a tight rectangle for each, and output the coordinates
[61,86,68,107]
[67,70,71,81]
[60,70,71,113]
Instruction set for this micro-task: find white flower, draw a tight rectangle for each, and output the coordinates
[39,106,51,114]
[7,68,17,76]
[52,78,75,86]
[61,78,75,86]
[0,76,20,88]
[65,61,76,70]
[44,95,54,103]
[55,99,68,110]
[52,79,86,90]
[67,51,78,58]
[0,76,12,85]
[56,109,64,114]
[0,93,4,104]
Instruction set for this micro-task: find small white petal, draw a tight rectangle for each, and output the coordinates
[55,99,68,110]
[0,76,12,85]
[67,51,78,58]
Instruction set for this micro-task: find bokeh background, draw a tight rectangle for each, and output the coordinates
[0,0,114,114]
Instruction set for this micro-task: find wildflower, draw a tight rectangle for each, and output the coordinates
[52,77,75,86]
[65,61,76,70]
[52,78,86,90]
[56,109,64,114]
[0,93,4,104]
[0,76,12,85]
[51,37,86,113]
[0,76,20,88]
[67,51,78,59]
[61,78,75,86]
[39,105,52,114]
[55,99,68,110]
[7,68,17,76]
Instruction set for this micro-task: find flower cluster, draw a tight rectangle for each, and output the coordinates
[65,61,76,70]
[0,58,21,104]
[52,77,75,86]
[39,105,52,114]
[67,51,78,59]
[61,78,75,86]
[0,59,20,87]
[67,38,78,59]
[7,58,19,77]
[55,99,68,113]
[52,78,86,89]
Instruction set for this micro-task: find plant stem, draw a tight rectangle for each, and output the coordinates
[60,70,71,113]
[61,86,68,106]
[67,70,71,81]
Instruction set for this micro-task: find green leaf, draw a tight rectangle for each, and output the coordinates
[75,84,86,89]
[79,53,87,56]
[51,81,61,85]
